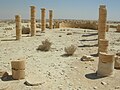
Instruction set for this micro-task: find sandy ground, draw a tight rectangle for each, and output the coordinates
[0,23,120,90]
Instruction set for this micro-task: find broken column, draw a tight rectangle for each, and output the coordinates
[49,10,53,29]
[15,15,21,40]
[41,8,46,32]
[30,6,36,36]
[11,60,25,79]
[98,39,109,53]
[98,5,107,41]
[97,52,115,77]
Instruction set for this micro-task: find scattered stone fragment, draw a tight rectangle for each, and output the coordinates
[48,72,51,76]
[67,32,72,35]
[81,55,94,61]
[116,52,120,56]
[24,75,45,86]
[24,80,44,86]
[115,86,120,89]
[93,86,97,89]
[101,81,107,85]
[59,35,62,37]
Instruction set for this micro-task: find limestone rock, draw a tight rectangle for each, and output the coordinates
[67,32,72,35]
[115,56,120,69]
[24,75,45,86]
[116,52,120,56]
[101,81,107,85]
[81,55,94,61]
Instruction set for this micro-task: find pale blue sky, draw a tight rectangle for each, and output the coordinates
[0,0,120,21]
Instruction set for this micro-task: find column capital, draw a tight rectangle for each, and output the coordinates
[100,5,106,8]
[30,6,35,8]
[41,8,46,10]
[15,15,20,18]
[49,10,53,12]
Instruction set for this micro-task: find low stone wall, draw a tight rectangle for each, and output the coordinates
[54,20,98,30]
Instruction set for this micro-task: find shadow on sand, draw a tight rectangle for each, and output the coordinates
[61,54,72,57]
[79,39,98,41]
[90,53,98,57]
[78,44,98,47]
[1,75,14,81]
[85,73,103,80]
[1,39,16,41]
[82,33,98,37]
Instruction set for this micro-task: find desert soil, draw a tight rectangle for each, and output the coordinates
[0,23,120,90]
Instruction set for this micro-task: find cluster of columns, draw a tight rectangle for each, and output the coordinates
[15,6,53,40]
[97,5,115,77]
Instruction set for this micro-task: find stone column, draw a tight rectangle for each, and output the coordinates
[98,39,109,53]
[30,6,36,36]
[11,60,25,79]
[15,15,21,40]
[98,5,107,41]
[41,8,46,32]
[49,10,53,29]
[97,52,114,77]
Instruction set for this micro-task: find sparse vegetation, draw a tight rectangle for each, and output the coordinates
[64,45,77,55]
[37,39,52,51]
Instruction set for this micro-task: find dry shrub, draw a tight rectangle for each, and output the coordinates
[64,45,77,55]
[37,39,52,51]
